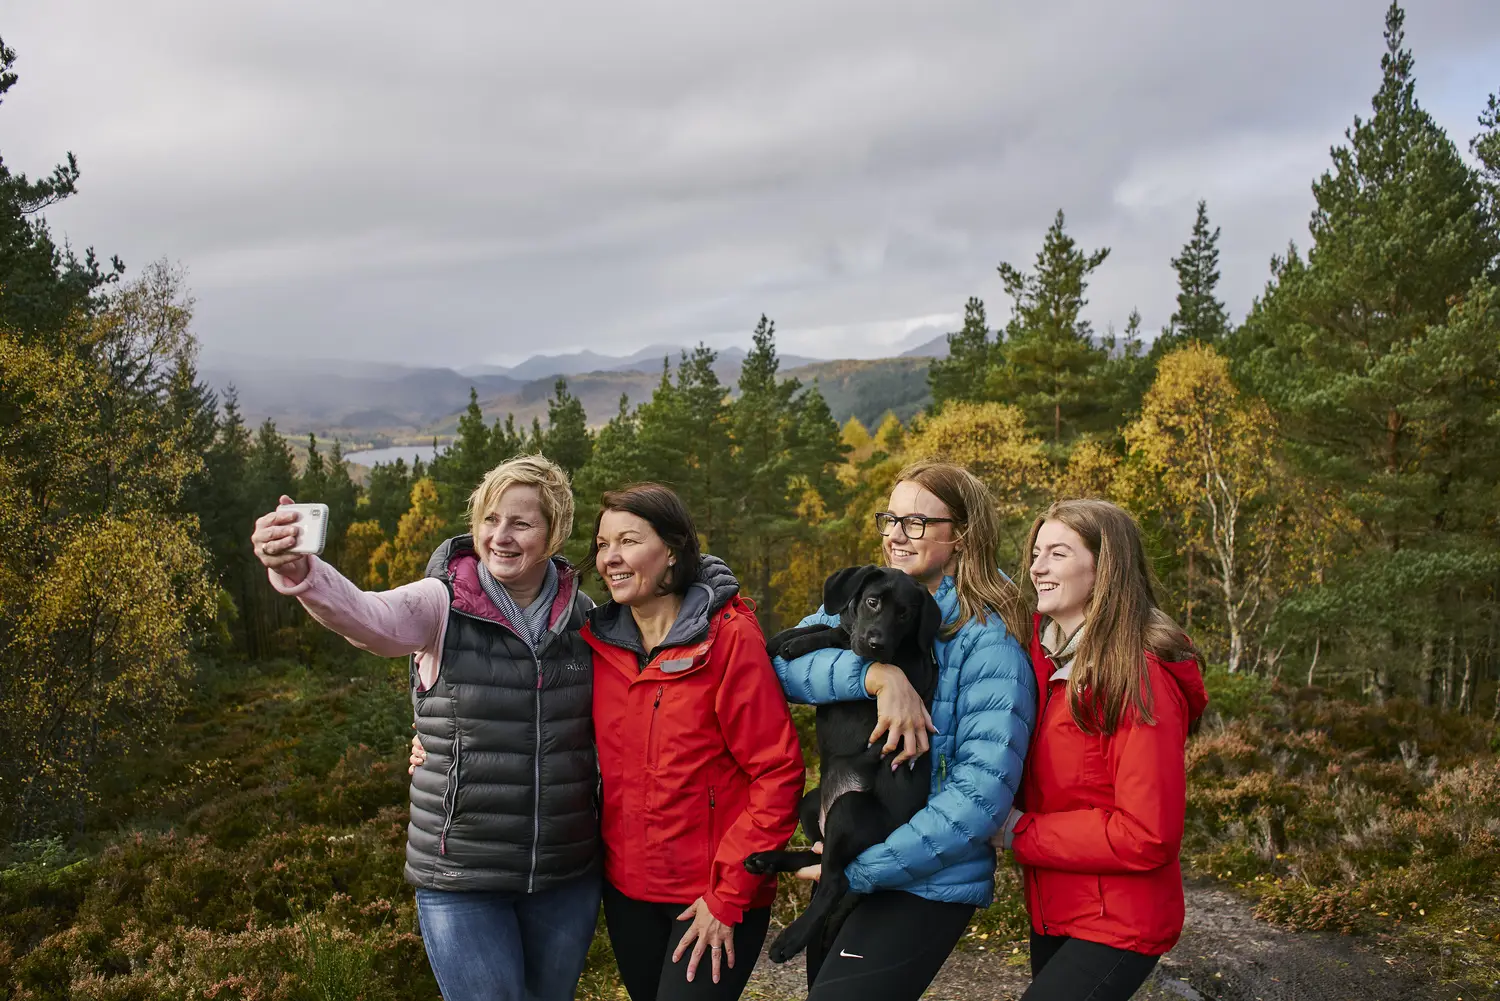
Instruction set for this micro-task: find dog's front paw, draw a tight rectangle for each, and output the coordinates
[743,852,776,875]
[781,635,844,660]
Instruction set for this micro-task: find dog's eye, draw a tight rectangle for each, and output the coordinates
[865,596,879,610]
[895,606,908,618]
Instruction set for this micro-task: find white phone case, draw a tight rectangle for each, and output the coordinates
[278,502,329,555]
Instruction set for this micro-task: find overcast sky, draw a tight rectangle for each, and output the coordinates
[6,2,1499,368]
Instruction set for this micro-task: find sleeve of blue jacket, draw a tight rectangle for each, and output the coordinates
[771,607,876,705]
[844,620,1036,894]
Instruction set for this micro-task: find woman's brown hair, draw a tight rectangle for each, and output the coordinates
[590,483,701,595]
[1022,498,1198,736]
[895,459,1028,643]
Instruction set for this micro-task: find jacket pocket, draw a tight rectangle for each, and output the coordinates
[1033,867,1100,928]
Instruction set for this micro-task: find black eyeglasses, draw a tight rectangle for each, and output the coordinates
[874,512,955,539]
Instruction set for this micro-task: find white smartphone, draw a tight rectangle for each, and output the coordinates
[277,502,329,556]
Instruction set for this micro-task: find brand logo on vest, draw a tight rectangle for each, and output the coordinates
[564,660,587,672]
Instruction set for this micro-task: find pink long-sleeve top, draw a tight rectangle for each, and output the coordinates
[268,556,449,690]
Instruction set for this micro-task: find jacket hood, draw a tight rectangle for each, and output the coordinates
[588,554,740,656]
[1155,652,1209,725]
[1030,613,1209,725]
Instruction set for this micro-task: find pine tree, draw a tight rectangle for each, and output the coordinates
[575,394,642,514]
[242,421,299,656]
[543,378,593,476]
[790,385,849,514]
[164,353,220,527]
[201,390,255,648]
[298,434,328,502]
[0,37,123,341]
[1239,2,1500,700]
[632,349,735,550]
[986,210,1113,443]
[364,458,414,537]
[1474,90,1500,240]
[1154,201,1230,357]
[491,413,524,462]
[927,297,993,408]
[431,388,497,529]
[730,317,801,606]
[322,440,360,574]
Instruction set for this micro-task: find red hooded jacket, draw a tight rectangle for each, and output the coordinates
[582,560,804,926]
[1012,615,1208,955]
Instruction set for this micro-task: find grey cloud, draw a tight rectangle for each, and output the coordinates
[7,0,1500,368]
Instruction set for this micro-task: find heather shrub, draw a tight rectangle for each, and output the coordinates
[1186,673,1500,988]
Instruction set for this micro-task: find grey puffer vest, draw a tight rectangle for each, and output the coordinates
[404,536,600,893]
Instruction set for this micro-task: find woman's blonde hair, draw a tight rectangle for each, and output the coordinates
[894,459,1028,643]
[467,454,575,557]
[1021,499,1197,736]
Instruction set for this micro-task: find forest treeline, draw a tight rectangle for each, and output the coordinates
[3,3,1500,849]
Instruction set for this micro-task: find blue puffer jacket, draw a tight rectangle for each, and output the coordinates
[773,576,1036,907]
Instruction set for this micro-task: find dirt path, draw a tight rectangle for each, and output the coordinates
[742,879,1472,1001]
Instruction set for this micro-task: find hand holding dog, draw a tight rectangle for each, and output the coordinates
[792,841,823,882]
[865,663,937,769]
[673,897,735,984]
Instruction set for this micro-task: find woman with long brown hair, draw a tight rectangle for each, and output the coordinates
[773,459,1037,1001]
[997,499,1208,1001]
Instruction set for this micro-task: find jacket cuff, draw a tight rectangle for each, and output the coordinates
[846,666,876,705]
[1001,808,1025,850]
[844,860,876,895]
[703,890,743,927]
[1010,812,1038,859]
[267,555,320,595]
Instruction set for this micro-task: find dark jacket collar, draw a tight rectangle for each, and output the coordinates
[587,555,739,659]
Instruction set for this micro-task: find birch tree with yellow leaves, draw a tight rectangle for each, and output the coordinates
[1123,344,1286,673]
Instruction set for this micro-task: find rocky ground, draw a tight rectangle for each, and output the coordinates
[742,879,1475,1001]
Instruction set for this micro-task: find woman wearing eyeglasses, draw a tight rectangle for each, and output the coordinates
[772,459,1037,1001]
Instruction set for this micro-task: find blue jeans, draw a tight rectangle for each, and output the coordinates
[416,873,603,1001]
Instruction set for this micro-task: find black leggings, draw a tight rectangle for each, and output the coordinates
[804,890,976,1001]
[602,882,771,1001]
[1021,933,1160,1001]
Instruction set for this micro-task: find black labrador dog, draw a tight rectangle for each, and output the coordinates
[745,565,942,962]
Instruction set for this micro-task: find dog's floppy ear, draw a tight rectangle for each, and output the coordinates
[823,565,883,615]
[916,591,943,650]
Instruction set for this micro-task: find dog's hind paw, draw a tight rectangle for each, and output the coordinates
[767,928,805,964]
[743,852,776,875]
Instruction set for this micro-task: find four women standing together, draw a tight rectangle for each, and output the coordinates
[251,452,1205,1001]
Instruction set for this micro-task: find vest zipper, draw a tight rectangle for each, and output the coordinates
[529,648,543,893]
[440,601,564,891]
[439,738,460,856]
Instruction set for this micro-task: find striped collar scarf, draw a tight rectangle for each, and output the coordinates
[477,558,560,651]
[1040,618,1084,682]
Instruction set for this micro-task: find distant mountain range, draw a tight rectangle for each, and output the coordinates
[199,337,948,451]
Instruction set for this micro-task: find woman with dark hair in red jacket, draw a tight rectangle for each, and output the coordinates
[995,499,1208,1001]
[584,483,805,1001]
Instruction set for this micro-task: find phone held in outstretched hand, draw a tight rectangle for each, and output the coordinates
[277,502,329,556]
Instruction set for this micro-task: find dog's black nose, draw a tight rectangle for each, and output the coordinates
[864,631,886,651]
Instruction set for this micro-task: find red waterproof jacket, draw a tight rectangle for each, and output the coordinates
[582,558,804,926]
[1012,615,1208,955]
